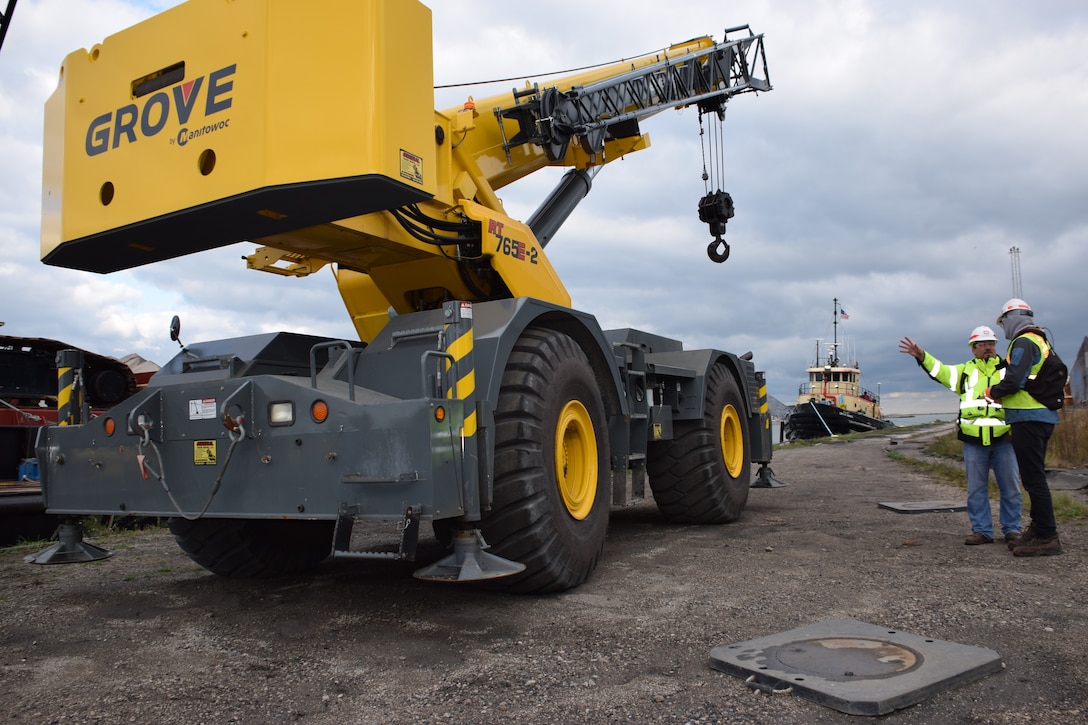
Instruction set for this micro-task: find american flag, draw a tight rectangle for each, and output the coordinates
[840,308,850,320]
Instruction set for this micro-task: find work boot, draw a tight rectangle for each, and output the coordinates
[964,532,993,545]
[1012,534,1062,557]
[1003,531,1022,548]
[1010,524,1037,551]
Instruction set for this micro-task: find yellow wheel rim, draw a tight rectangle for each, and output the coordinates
[719,403,744,478]
[554,400,597,520]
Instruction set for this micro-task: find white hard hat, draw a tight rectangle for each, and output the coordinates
[997,298,1032,324]
[968,325,998,346]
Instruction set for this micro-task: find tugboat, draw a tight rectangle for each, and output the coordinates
[782,299,894,440]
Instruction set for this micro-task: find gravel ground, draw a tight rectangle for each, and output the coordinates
[2,425,1086,724]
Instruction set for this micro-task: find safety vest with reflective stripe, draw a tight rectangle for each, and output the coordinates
[920,351,1009,445]
[997,330,1050,411]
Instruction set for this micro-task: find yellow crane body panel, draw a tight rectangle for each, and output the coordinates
[41,0,436,273]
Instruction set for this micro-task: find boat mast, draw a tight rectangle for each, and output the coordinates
[830,297,840,366]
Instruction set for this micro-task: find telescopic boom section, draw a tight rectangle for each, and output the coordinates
[498,29,769,169]
[439,29,769,195]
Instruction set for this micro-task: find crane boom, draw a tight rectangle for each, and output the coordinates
[497,28,769,164]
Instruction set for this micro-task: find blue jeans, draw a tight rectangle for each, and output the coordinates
[963,438,1022,537]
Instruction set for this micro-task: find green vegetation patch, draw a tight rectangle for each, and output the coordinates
[890,413,1088,524]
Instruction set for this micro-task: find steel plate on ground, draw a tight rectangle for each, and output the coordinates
[1048,469,1087,491]
[877,500,966,513]
[709,619,1002,716]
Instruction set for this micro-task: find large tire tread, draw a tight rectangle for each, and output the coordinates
[483,328,610,594]
[647,363,750,524]
[169,518,334,578]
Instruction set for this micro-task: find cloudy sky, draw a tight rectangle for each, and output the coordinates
[2,0,1086,415]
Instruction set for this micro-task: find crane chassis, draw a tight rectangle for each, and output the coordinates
[34,0,776,592]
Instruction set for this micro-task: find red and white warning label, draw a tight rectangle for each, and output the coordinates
[188,398,217,420]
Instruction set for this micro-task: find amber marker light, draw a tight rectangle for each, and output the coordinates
[310,400,329,423]
[434,405,446,422]
[103,417,116,436]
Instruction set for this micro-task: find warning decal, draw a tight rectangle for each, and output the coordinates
[399,149,423,184]
[189,398,217,420]
[194,440,217,466]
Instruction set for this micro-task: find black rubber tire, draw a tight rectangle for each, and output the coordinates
[169,518,334,578]
[431,518,454,547]
[647,362,750,523]
[482,328,611,594]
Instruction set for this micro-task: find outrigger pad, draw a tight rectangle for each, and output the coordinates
[413,530,525,583]
[1048,469,1088,491]
[878,500,966,514]
[709,619,1002,716]
[750,464,788,488]
[24,522,114,565]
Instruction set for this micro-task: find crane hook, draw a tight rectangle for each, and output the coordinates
[707,238,731,263]
[698,190,735,264]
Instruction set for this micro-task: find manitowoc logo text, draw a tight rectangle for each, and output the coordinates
[84,64,236,156]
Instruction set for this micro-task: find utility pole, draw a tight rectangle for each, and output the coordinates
[1009,246,1023,298]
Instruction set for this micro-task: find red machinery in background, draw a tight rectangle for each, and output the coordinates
[1,335,153,544]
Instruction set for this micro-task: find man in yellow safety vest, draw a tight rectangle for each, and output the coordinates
[986,298,1062,557]
[899,326,1021,546]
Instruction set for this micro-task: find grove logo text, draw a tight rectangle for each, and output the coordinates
[84,64,236,157]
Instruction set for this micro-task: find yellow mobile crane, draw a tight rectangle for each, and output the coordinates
[36,0,775,592]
